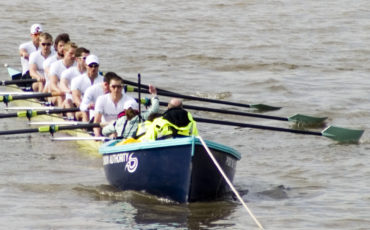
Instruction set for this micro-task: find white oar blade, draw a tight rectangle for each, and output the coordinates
[0,92,36,95]
[29,121,89,126]
[6,106,58,110]
[51,136,110,141]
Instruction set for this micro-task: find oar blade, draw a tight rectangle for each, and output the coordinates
[288,114,328,126]
[6,66,21,78]
[250,104,281,112]
[322,126,364,143]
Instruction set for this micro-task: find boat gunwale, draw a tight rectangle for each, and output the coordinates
[99,136,241,160]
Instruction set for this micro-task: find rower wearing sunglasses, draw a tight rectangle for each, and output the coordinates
[93,74,136,137]
[29,32,55,92]
[71,54,104,114]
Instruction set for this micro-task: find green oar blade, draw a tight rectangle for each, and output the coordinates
[288,114,328,126]
[322,126,364,143]
[250,104,281,112]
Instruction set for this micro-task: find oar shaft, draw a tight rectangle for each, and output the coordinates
[132,87,253,108]
[11,92,59,100]
[180,104,288,121]
[0,128,40,135]
[194,117,322,136]
[0,123,101,136]
[0,79,37,86]
[0,92,61,104]
[0,107,80,119]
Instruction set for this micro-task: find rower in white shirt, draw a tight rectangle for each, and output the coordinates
[29,32,55,92]
[71,54,104,110]
[80,72,127,122]
[93,74,136,136]
[43,33,70,92]
[19,24,43,78]
[60,47,90,100]
[48,42,77,107]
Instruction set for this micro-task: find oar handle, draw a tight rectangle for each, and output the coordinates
[194,117,322,136]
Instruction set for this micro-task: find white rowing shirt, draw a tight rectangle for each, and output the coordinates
[49,59,76,81]
[80,83,104,112]
[19,41,40,75]
[71,73,104,95]
[29,49,55,78]
[95,93,136,122]
[80,84,127,112]
[61,67,85,100]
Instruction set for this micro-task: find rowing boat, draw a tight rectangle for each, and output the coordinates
[4,66,101,154]
[100,136,241,203]
[4,65,241,203]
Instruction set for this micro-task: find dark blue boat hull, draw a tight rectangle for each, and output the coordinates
[100,137,241,203]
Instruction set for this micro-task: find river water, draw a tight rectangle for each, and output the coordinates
[0,0,370,229]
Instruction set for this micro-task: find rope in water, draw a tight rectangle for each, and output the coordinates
[197,135,264,230]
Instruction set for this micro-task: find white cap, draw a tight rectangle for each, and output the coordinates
[30,24,43,35]
[123,100,139,111]
[85,54,99,65]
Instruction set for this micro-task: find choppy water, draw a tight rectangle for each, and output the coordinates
[1,0,370,229]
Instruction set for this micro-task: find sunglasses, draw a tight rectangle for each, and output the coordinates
[110,84,123,89]
[88,64,99,68]
[41,43,52,46]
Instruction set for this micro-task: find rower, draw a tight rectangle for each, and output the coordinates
[19,24,43,86]
[102,85,159,139]
[48,42,77,108]
[93,74,136,136]
[29,32,55,92]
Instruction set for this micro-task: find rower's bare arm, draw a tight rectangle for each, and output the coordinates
[50,75,62,93]
[72,89,82,107]
[60,78,71,94]
[93,113,103,137]
[19,48,29,59]
[29,64,45,82]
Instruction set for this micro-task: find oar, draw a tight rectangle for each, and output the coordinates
[51,136,112,141]
[0,92,62,106]
[136,96,326,126]
[0,107,80,120]
[0,78,37,86]
[0,123,101,136]
[124,81,280,111]
[194,117,364,143]
[154,101,326,126]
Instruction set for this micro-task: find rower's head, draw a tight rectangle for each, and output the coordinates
[85,54,100,78]
[103,72,118,93]
[39,32,53,52]
[54,33,70,58]
[168,98,183,109]
[75,47,90,70]
[30,24,43,44]
[63,42,78,62]
[107,72,124,96]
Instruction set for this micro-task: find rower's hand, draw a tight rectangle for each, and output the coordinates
[149,85,157,95]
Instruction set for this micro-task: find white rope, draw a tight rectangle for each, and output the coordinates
[197,136,264,230]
